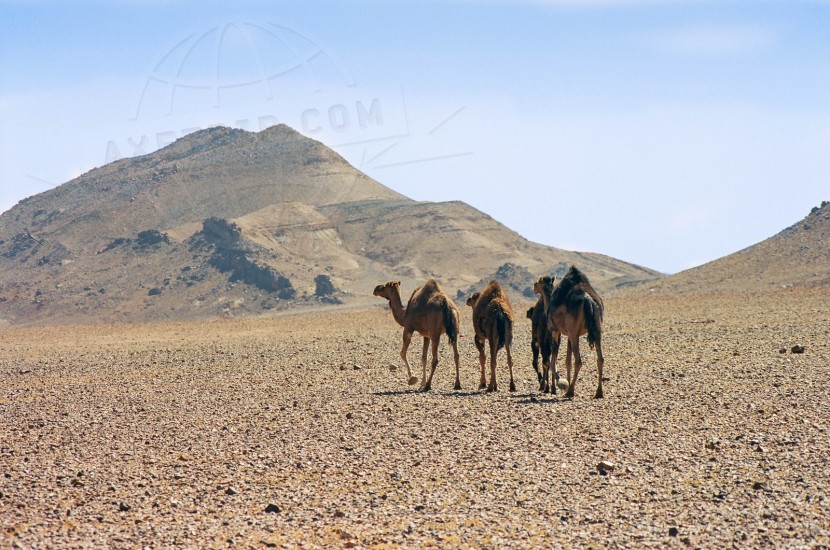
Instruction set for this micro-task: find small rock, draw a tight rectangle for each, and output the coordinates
[264,503,281,514]
[346,412,354,419]
[705,439,720,450]
[778,348,787,354]
[669,527,679,537]
[353,364,363,371]
[339,365,347,371]
[225,486,238,495]
[119,502,131,512]
[598,468,608,476]
[414,504,425,511]
[596,460,615,472]
[530,396,538,403]
[752,481,771,492]
[791,345,805,354]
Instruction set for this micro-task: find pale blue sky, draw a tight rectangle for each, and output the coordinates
[1,1,829,273]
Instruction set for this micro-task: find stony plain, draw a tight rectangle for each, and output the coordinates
[2,287,828,548]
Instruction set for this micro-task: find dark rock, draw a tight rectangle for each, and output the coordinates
[791,345,805,354]
[752,481,771,492]
[134,229,171,250]
[119,502,131,512]
[148,287,162,296]
[669,527,679,537]
[225,486,239,495]
[314,274,336,297]
[265,503,281,513]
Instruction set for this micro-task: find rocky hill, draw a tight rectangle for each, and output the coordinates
[0,125,659,325]
[633,201,830,294]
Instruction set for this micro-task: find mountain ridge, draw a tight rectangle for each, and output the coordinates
[0,124,660,326]
[630,200,830,294]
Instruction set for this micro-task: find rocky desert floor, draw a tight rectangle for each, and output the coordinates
[1,288,829,548]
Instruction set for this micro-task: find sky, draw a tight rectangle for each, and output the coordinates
[1,1,829,274]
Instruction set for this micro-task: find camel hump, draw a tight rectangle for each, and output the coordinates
[478,280,514,321]
[551,266,603,310]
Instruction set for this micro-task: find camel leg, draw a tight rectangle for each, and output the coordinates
[547,334,558,394]
[451,337,461,391]
[531,339,542,390]
[565,336,582,399]
[487,339,498,392]
[401,329,418,386]
[564,338,573,389]
[506,342,516,392]
[420,335,440,392]
[594,336,605,399]
[420,337,429,388]
[549,332,561,394]
[475,336,487,390]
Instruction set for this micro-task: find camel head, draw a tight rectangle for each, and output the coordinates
[373,281,400,300]
[534,276,554,295]
[465,292,481,308]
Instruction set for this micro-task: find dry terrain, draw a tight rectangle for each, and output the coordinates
[0,125,658,326]
[1,288,829,548]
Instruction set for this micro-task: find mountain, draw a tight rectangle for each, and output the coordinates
[634,201,830,294]
[0,125,659,325]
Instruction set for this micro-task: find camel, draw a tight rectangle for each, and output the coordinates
[466,281,515,392]
[537,266,605,399]
[527,294,568,394]
[373,279,461,392]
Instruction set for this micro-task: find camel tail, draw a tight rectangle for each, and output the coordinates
[441,298,458,343]
[584,297,603,350]
[495,309,509,350]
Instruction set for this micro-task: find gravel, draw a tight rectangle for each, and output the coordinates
[0,288,828,547]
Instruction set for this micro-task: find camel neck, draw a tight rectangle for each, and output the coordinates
[388,290,407,327]
[540,290,551,314]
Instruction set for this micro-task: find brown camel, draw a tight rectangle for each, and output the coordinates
[466,281,515,392]
[527,293,568,394]
[373,279,461,392]
[537,266,605,399]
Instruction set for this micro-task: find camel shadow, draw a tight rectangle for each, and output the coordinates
[510,392,570,406]
[372,389,485,398]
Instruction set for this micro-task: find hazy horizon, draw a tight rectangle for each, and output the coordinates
[2,1,828,274]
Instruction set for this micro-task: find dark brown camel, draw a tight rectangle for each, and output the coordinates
[373,279,461,392]
[466,281,515,392]
[527,293,568,394]
[537,266,605,399]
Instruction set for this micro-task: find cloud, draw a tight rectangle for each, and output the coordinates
[650,23,780,56]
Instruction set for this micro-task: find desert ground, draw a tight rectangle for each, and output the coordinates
[1,288,828,548]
